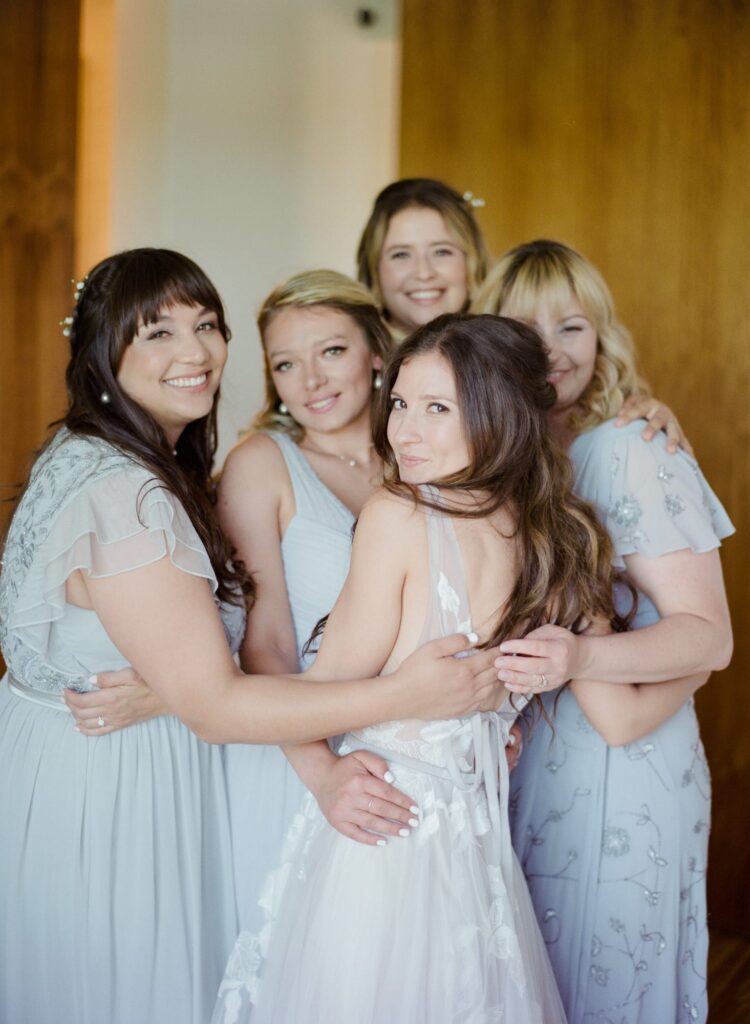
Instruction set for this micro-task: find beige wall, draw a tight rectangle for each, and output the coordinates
[88,0,401,463]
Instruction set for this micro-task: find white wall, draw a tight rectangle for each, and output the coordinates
[112,0,400,462]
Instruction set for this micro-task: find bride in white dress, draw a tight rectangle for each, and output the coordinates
[215,312,625,1023]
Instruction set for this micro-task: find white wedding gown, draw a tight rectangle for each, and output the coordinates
[214,492,566,1023]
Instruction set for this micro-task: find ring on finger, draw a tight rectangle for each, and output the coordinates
[96,715,106,728]
[538,674,548,690]
[367,798,374,812]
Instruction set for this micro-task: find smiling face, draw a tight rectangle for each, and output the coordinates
[264,305,382,436]
[377,206,468,334]
[504,290,598,415]
[116,302,227,445]
[387,351,470,484]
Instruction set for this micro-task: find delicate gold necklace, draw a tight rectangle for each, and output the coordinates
[302,440,374,469]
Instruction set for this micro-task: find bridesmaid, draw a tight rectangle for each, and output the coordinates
[217,270,419,925]
[357,176,690,453]
[475,239,734,1023]
[356,177,489,340]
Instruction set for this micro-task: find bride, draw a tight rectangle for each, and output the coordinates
[214,312,620,1023]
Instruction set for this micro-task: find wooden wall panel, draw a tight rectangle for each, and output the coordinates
[0,0,80,525]
[401,0,750,934]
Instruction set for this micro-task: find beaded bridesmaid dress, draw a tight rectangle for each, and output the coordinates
[222,430,355,928]
[510,419,734,1024]
[0,429,244,1024]
[214,491,566,1024]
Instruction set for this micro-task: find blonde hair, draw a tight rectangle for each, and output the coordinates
[254,269,393,440]
[356,179,490,326]
[473,240,649,432]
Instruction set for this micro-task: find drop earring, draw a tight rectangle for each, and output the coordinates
[100,390,111,404]
[373,372,383,390]
[278,402,289,414]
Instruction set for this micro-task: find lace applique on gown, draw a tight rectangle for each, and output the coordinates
[214,488,566,1024]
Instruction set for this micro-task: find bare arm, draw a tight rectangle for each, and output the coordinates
[217,434,300,676]
[571,672,710,746]
[79,548,502,744]
[497,548,732,689]
[301,490,415,682]
[65,434,299,732]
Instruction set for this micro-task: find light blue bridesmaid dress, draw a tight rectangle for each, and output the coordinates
[510,419,734,1024]
[222,430,355,928]
[0,429,244,1024]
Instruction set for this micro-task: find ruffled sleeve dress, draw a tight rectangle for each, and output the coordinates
[509,418,734,1024]
[0,428,245,1024]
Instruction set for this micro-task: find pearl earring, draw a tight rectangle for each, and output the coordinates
[100,391,111,404]
[279,402,289,415]
[373,372,383,390]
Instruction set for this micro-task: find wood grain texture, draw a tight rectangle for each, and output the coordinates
[401,0,750,933]
[0,0,80,524]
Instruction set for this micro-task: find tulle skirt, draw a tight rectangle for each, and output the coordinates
[214,759,566,1023]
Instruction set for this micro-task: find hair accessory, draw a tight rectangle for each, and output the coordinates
[278,402,289,415]
[100,391,111,404]
[373,371,383,390]
[72,277,87,302]
[60,316,74,337]
[462,190,486,209]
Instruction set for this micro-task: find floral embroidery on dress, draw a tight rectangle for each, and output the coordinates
[609,495,642,528]
[665,493,686,518]
[602,825,630,857]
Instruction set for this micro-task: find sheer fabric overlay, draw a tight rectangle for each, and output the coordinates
[213,488,566,1024]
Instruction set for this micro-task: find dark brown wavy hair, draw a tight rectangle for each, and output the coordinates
[372,313,625,648]
[59,247,251,605]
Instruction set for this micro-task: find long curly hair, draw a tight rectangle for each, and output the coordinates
[473,239,650,433]
[372,313,623,650]
[60,247,251,605]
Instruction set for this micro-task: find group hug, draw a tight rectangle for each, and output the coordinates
[0,178,734,1023]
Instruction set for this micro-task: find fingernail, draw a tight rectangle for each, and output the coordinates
[384,770,395,783]
[408,818,419,827]
[376,839,387,847]
[72,725,80,732]
[398,828,410,837]
[88,675,97,685]
[508,734,517,746]
[465,631,478,643]
[409,805,419,815]
[499,671,511,682]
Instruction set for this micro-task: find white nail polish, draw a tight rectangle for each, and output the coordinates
[408,818,419,827]
[465,631,479,643]
[398,828,410,837]
[409,805,419,815]
[384,770,395,783]
[376,839,387,847]
[508,734,517,746]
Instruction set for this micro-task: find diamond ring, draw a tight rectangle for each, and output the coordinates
[96,715,106,728]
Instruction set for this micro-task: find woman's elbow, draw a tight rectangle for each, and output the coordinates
[710,626,733,672]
